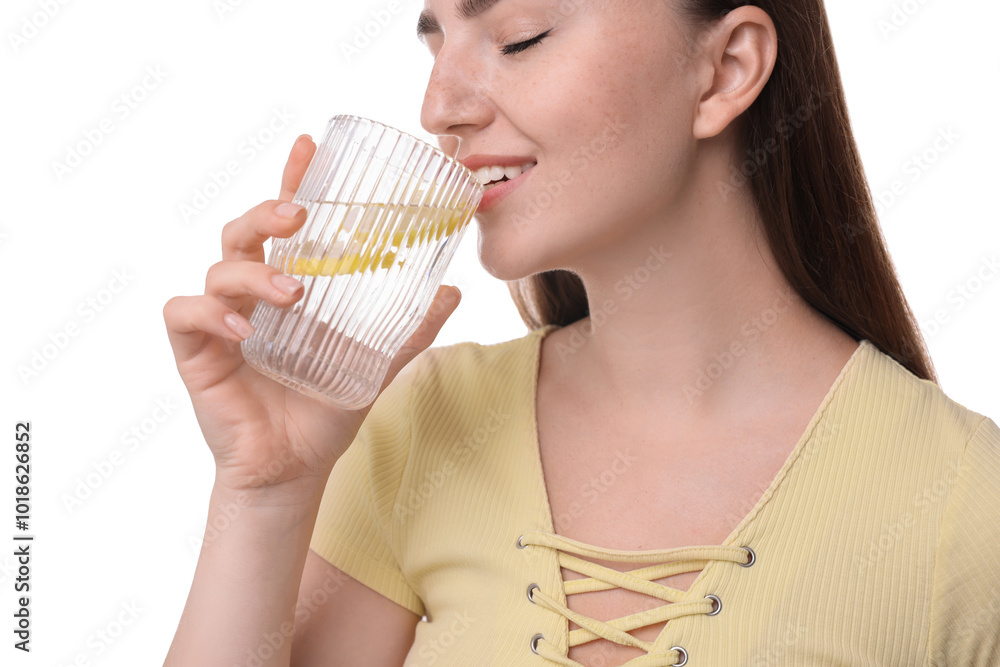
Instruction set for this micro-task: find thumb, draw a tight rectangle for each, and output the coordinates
[379,284,462,393]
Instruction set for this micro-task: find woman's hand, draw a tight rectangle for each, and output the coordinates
[163,135,461,495]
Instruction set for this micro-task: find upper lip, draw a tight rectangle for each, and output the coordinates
[459,154,537,172]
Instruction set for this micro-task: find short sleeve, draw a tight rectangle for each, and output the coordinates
[308,354,426,617]
[927,416,1000,666]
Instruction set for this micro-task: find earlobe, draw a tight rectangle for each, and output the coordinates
[692,7,777,140]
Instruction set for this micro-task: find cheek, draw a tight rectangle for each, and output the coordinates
[479,29,698,272]
[522,36,692,158]
[539,46,694,209]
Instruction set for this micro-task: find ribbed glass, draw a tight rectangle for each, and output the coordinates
[241,115,483,409]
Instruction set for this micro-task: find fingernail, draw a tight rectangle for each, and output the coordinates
[224,313,254,339]
[272,274,304,295]
[445,286,461,304]
[276,203,304,219]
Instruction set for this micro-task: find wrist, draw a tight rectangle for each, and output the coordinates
[211,470,331,514]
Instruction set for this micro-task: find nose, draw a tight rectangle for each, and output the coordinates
[420,41,494,152]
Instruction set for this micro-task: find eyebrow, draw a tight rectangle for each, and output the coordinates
[417,0,505,39]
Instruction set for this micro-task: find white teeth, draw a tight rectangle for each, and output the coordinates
[472,162,537,185]
[504,165,523,180]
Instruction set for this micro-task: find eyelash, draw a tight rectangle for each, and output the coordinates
[501,29,552,56]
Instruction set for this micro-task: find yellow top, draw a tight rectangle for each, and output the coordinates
[309,324,1000,666]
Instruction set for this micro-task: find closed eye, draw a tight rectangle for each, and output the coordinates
[501,29,552,56]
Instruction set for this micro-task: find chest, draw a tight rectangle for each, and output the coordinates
[535,409,796,665]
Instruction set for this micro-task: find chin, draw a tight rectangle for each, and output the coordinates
[474,227,526,282]
[477,247,555,283]
[478,255,535,283]
[474,214,580,282]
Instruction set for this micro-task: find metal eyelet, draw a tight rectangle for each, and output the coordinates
[669,645,688,666]
[739,546,756,567]
[530,633,545,654]
[516,535,527,549]
[526,583,539,603]
[704,593,721,616]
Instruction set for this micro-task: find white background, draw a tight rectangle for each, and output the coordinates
[1,0,997,665]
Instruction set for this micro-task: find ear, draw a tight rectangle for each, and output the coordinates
[691,7,777,140]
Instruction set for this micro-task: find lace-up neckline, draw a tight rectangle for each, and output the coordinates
[518,326,866,665]
[518,531,755,666]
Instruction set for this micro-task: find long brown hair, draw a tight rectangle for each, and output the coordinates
[506,0,937,383]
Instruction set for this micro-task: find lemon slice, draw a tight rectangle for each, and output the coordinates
[353,206,467,247]
[284,202,469,277]
[286,250,402,276]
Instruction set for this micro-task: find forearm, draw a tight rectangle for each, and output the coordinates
[163,475,329,667]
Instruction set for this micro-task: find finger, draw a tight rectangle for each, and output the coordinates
[221,199,308,262]
[279,134,318,202]
[205,259,305,316]
[163,295,252,364]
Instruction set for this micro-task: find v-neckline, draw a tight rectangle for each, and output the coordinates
[524,323,869,596]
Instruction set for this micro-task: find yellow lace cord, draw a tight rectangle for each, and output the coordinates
[520,531,752,666]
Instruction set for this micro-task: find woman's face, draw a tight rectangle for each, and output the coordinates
[419,0,706,281]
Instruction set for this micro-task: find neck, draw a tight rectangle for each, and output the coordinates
[550,139,853,422]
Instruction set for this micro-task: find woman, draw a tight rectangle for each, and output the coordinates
[163,1,1000,665]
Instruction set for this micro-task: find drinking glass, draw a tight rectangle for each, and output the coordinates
[241,114,483,409]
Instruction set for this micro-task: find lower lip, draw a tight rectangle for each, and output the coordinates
[475,166,535,213]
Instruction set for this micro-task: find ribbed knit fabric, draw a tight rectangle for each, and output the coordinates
[309,324,1000,666]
